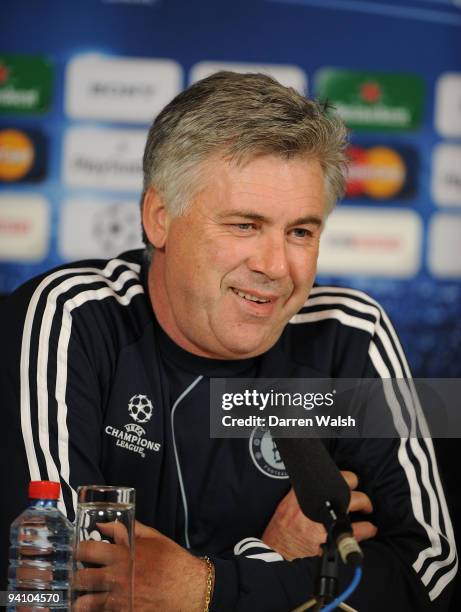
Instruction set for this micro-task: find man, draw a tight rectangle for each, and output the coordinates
[0,72,456,610]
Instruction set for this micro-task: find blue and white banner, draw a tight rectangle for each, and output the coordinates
[0,0,460,375]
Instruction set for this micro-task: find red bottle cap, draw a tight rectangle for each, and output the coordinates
[28,481,61,500]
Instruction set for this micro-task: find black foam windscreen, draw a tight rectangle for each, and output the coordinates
[273,437,351,524]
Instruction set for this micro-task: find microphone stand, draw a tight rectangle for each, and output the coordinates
[291,528,358,612]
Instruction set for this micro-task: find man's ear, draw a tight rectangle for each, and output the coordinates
[142,186,170,249]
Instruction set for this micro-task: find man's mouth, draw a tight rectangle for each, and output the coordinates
[231,288,272,304]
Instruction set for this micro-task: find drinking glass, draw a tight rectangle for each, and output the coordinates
[73,486,135,611]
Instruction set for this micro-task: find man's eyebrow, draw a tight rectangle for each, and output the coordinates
[290,215,323,227]
[217,210,267,222]
[217,210,323,227]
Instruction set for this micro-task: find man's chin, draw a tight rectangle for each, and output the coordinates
[215,331,280,360]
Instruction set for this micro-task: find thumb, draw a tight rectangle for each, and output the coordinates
[96,521,129,547]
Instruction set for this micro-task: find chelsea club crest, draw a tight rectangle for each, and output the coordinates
[249,426,288,480]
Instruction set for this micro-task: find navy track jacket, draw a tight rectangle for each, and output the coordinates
[0,250,457,610]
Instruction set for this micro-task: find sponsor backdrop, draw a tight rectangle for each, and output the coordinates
[0,0,460,376]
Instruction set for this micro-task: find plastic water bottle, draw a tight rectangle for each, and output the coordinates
[8,481,74,610]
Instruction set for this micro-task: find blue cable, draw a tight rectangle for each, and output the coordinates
[321,567,363,612]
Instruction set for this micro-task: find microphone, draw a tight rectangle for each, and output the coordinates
[273,436,363,567]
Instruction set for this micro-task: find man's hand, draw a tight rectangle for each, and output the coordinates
[73,521,209,612]
[73,522,133,611]
[261,470,377,560]
[132,522,208,612]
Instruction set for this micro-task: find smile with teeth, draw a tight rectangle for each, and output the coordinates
[232,288,271,304]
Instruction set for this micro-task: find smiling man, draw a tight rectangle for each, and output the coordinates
[0,72,456,611]
[145,154,325,359]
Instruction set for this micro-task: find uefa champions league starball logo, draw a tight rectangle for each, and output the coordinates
[128,394,153,424]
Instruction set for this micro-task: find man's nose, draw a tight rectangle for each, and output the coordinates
[247,233,289,280]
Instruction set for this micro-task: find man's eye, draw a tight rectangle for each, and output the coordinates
[233,223,255,231]
[291,228,312,239]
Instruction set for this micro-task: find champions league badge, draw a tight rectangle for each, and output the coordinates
[104,393,161,459]
[128,394,153,424]
[249,426,288,480]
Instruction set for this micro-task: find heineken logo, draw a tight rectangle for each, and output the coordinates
[0,54,53,114]
[315,68,424,132]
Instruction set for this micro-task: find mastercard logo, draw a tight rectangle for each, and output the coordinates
[346,145,407,199]
[0,129,35,181]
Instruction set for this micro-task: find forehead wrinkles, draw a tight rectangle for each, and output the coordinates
[198,155,326,212]
[232,185,315,201]
[229,182,323,210]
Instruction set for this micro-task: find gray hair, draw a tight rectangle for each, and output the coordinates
[141,70,348,248]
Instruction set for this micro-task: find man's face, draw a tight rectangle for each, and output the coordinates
[148,154,326,359]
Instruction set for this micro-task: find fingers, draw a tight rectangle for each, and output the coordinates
[97,522,130,547]
[341,470,359,490]
[340,471,374,514]
[262,520,326,560]
[262,483,375,563]
[73,591,122,612]
[287,481,373,518]
[352,521,378,542]
[73,592,105,612]
[76,541,129,566]
[348,490,373,514]
[73,563,132,608]
[262,488,328,559]
[73,567,113,592]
